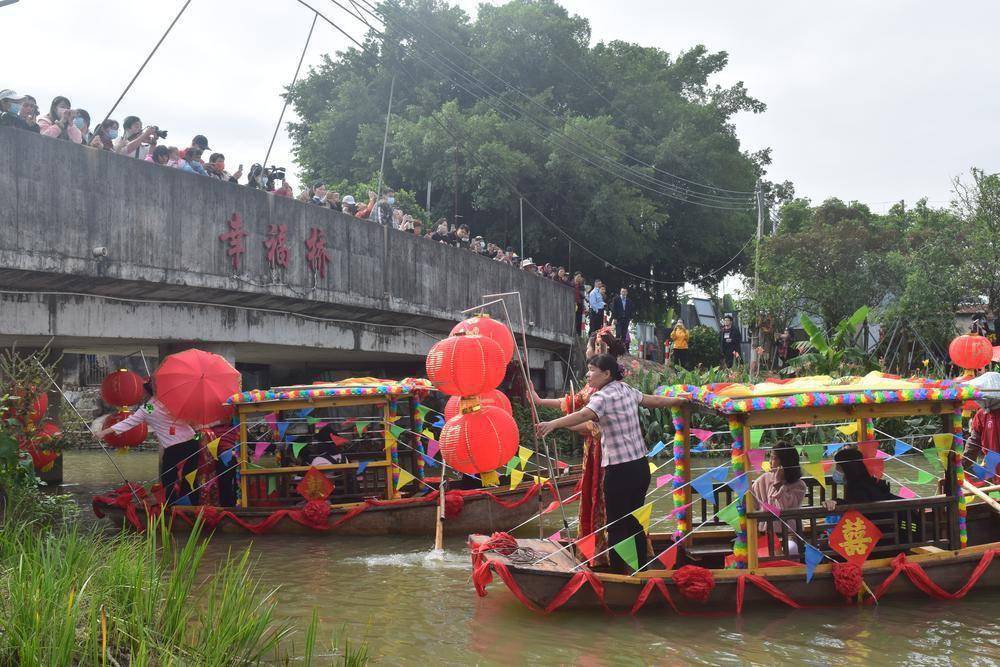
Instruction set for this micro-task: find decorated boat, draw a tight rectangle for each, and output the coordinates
[470,373,1000,613]
[94,377,581,536]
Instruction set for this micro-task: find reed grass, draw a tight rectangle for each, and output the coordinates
[0,516,300,665]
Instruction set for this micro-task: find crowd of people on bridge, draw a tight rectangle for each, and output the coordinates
[0,88,585,307]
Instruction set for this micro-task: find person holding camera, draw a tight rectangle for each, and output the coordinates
[205,153,242,183]
[354,191,377,219]
[115,116,159,159]
[37,96,84,144]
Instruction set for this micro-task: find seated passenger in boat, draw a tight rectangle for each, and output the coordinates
[825,447,897,506]
[751,442,806,511]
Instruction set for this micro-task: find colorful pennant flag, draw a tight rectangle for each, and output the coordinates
[388,424,406,439]
[543,499,561,514]
[395,468,415,491]
[329,433,349,446]
[805,544,824,582]
[691,440,707,453]
[532,475,548,485]
[480,470,500,487]
[547,530,562,543]
[421,453,439,468]
[577,533,596,563]
[825,442,847,457]
[690,471,718,503]
[506,456,521,475]
[922,447,944,470]
[518,446,534,464]
[431,416,446,429]
[747,448,766,472]
[252,441,269,463]
[632,502,653,531]
[932,433,954,450]
[415,404,431,420]
[355,460,369,476]
[267,476,277,495]
[750,429,764,448]
[174,496,192,506]
[716,502,740,529]
[656,474,674,489]
[206,438,220,459]
[803,461,828,489]
[760,500,781,517]
[910,469,936,485]
[727,473,748,498]
[264,413,277,431]
[647,440,667,458]
[426,439,440,458]
[971,463,990,480]
[708,464,729,483]
[292,442,307,458]
[509,467,525,491]
[298,408,314,418]
[612,537,639,571]
[421,428,435,440]
[184,469,197,490]
[355,421,370,436]
[307,416,322,424]
[897,485,917,499]
[690,428,714,443]
[802,444,824,464]
[648,460,657,475]
[893,440,913,457]
[836,423,859,437]
[220,449,234,466]
[276,422,290,439]
[657,546,678,570]
[669,501,694,518]
[984,451,1000,476]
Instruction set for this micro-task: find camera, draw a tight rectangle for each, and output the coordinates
[268,166,286,181]
[248,164,286,192]
[151,126,168,139]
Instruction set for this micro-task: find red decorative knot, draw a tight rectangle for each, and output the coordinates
[218,213,249,270]
[832,561,864,599]
[264,223,290,269]
[304,227,331,278]
[672,565,716,603]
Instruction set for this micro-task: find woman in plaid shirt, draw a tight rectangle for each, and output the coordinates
[536,354,688,572]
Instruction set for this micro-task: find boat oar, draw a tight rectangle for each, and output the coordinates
[962,479,1000,516]
[434,461,448,552]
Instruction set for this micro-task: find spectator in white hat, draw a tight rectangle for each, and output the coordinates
[0,90,39,132]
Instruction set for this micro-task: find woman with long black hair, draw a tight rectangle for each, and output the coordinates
[535,354,688,572]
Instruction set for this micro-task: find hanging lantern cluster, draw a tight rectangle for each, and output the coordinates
[427,315,518,474]
[8,389,62,472]
[949,334,993,371]
[99,369,148,450]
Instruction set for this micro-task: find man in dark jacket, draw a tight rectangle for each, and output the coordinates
[720,314,743,367]
[609,287,635,345]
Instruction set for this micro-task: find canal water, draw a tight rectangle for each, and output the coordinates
[64,450,999,665]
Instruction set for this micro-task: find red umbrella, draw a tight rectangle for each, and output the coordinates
[154,349,240,426]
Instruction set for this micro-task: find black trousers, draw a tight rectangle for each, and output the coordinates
[604,456,651,571]
[161,438,201,506]
[216,454,239,507]
[574,304,584,336]
[588,310,604,335]
[615,318,630,342]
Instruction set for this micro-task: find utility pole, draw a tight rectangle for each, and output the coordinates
[519,197,524,260]
[425,180,432,227]
[375,74,396,199]
[750,179,765,372]
[453,145,459,225]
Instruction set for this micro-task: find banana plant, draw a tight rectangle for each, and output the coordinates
[786,305,876,376]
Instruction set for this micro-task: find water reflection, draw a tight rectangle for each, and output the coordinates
[63,450,999,665]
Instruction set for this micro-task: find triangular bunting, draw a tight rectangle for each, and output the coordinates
[656,474,674,489]
[532,475,548,485]
[804,544,824,582]
[395,468,415,491]
[509,467,525,491]
[716,502,740,529]
[355,460,369,476]
[911,469,936,484]
[480,470,500,487]
[267,476,277,495]
[648,460,657,475]
[802,461,828,489]
[421,428,435,440]
[983,450,1000,476]
[298,408,314,418]
[932,433,954,450]
[612,537,639,571]
[836,423,859,436]
[893,440,913,457]
[206,438,220,459]
[505,456,521,475]
[577,533,596,563]
[750,429,764,448]
[184,469,197,490]
[632,502,653,531]
[415,404,431,419]
[276,421,290,439]
[431,416,446,429]
[803,444,824,464]
[747,448,766,472]
[897,485,917,499]
[421,453,439,468]
[426,439,440,458]
[292,442,307,458]
[517,446,534,464]
[252,441,269,463]
[647,440,667,458]
[355,421,370,436]
[388,424,406,439]
[220,449,234,466]
[329,433,349,446]
[825,442,847,457]
[690,428,713,443]
[922,447,944,470]
[657,546,678,570]
[727,473,749,498]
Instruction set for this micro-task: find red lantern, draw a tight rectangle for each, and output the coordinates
[101,369,146,407]
[451,315,515,364]
[444,389,513,421]
[439,406,519,474]
[426,334,506,396]
[32,421,62,444]
[101,412,148,449]
[949,334,993,370]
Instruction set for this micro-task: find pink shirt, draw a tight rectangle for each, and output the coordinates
[751,471,807,511]
[110,399,196,447]
[37,115,83,144]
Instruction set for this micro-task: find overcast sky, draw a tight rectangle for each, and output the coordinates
[4,0,998,211]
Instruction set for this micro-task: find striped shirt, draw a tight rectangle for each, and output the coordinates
[586,381,647,467]
[110,399,195,447]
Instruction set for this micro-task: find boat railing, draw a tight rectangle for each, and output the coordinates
[746,495,956,563]
[696,477,841,526]
[243,461,393,508]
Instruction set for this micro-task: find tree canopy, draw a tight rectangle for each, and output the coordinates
[287,0,771,312]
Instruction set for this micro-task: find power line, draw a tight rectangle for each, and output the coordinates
[344,0,754,209]
[296,1,754,285]
[362,0,756,199]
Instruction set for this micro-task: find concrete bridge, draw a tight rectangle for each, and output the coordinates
[0,128,574,387]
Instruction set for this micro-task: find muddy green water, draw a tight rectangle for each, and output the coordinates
[63,450,999,665]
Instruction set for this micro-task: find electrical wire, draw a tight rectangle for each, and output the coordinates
[355,0,757,203]
[297,0,755,285]
[333,0,755,209]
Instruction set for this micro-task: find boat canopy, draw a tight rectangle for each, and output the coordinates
[226,377,434,406]
[655,371,979,417]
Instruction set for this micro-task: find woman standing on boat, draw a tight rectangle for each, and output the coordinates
[535,354,688,572]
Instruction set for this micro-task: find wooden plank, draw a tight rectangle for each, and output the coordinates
[236,397,388,415]
[242,461,391,476]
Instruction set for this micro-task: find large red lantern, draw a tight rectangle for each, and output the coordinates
[444,389,513,421]
[101,369,146,407]
[451,315,515,364]
[949,334,993,370]
[439,406,519,474]
[426,334,506,397]
[101,412,148,449]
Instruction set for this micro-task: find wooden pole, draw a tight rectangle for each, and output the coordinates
[963,479,1000,516]
[742,421,759,571]
[435,463,448,551]
[238,408,249,509]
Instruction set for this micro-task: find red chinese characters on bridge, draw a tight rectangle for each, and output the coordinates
[218,213,249,270]
[304,227,331,279]
[263,224,290,269]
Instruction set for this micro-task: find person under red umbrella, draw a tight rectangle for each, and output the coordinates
[97,378,200,506]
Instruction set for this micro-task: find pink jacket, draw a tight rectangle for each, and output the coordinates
[37,115,83,144]
[751,471,807,511]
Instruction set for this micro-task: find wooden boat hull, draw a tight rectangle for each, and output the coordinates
[94,474,581,537]
[470,502,1000,613]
